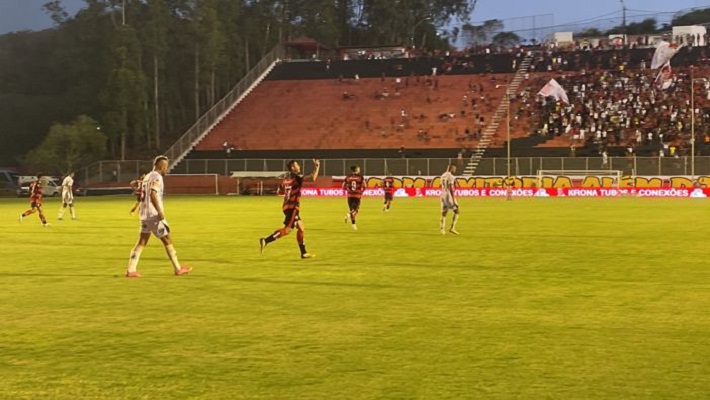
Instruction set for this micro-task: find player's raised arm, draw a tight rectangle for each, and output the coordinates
[308,159,320,181]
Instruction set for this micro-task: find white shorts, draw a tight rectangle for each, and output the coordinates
[62,192,74,205]
[140,218,170,238]
[441,196,459,212]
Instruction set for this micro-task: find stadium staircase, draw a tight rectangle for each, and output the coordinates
[463,54,534,176]
[164,45,285,172]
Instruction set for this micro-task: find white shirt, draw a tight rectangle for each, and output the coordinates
[139,171,164,221]
[440,171,456,198]
[62,176,74,197]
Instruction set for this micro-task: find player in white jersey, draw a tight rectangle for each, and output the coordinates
[125,155,192,277]
[439,164,460,235]
[57,172,77,220]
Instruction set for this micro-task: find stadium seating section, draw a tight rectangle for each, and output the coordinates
[189,47,710,159]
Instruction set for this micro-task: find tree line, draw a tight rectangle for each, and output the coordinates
[0,0,473,172]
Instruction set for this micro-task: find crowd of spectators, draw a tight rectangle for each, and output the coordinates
[511,64,710,156]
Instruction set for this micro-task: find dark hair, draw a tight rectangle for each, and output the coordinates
[350,165,360,172]
[36,173,43,179]
[154,155,168,165]
[287,160,298,170]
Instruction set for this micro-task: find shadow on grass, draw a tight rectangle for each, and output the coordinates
[0,272,400,288]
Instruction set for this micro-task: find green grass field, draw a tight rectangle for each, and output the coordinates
[1,195,709,399]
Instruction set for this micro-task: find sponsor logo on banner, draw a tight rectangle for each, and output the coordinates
[313,175,710,198]
[330,175,710,190]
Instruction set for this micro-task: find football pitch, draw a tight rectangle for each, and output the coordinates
[1,195,708,399]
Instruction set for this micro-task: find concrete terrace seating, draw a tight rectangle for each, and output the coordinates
[196,75,513,152]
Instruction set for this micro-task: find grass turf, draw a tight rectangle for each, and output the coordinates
[0,195,708,399]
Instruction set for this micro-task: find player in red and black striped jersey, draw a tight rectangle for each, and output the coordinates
[260,159,320,258]
[129,174,145,215]
[19,174,49,227]
[381,173,395,212]
[343,165,365,230]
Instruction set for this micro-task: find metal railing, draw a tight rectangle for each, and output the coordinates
[76,44,286,184]
[164,44,285,169]
[79,156,710,184]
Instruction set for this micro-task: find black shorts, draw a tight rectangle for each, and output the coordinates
[347,197,361,212]
[282,208,301,228]
[30,202,42,209]
[384,192,393,201]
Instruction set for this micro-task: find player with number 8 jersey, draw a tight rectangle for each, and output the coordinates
[260,159,320,258]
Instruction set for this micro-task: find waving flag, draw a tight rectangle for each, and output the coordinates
[651,41,681,69]
[654,61,674,90]
[538,79,569,104]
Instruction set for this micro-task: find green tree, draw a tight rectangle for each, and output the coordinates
[462,19,503,46]
[606,18,657,35]
[491,31,521,48]
[672,7,710,26]
[101,24,149,160]
[24,115,106,173]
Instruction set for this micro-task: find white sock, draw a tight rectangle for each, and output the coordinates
[451,213,459,229]
[70,207,76,219]
[127,245,144,272]
[165,244,181,271]
[439,216,446,230]
[58,208,65,218]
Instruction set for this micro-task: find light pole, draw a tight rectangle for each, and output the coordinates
[411,16,432,48]
[497,82,513,199]
[690,67,704,180]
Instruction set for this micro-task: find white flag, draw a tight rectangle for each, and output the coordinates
[654,61,673,90]
[651,41,681,69]
[538,79,569,104]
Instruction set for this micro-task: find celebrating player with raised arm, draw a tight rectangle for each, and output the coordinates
[125,156,191,277]
[260,159,320,259]
[439,164,460,235]
[343,165,365,230]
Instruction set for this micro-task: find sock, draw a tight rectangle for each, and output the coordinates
[70,207,76,219]
[451,213,459,229]
[297,231,306,254]
[39,213,47,224]
[127,244,144,272]
[58,208,65,219]
[440,215,446,230]
[265,228,287,244]
[22,210,32,217]
[165,244,181,271]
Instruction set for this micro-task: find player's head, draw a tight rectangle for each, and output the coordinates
[67,171,75,178]
[448,164,457,174]
[350,165,360,174]
[287,160,300,174]
[153,155,169,175]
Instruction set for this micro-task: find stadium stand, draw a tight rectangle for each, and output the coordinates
[180,46,709,164]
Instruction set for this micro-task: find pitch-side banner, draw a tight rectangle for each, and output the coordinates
[302,187,710,198]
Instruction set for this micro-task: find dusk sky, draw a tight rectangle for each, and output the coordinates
[1,0,710,36]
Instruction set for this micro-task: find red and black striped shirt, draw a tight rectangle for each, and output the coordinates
[344,174,365,198]
[282,173,304,210]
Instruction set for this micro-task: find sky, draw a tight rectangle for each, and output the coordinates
[1,0,710,35]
